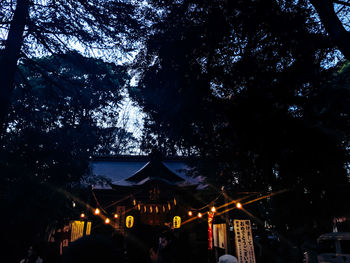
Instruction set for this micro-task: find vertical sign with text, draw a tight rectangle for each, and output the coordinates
[233,220,256,263]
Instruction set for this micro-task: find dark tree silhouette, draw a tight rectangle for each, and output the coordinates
[130,0,350,237]
[0,0,140,133]
[310,0,350,60]
[0,52,135,262]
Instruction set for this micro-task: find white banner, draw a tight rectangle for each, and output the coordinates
[233,220,256,263]
[213,223,227,249]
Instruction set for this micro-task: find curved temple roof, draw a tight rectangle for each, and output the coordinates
[126,159,185,183]
[91,155,205,189]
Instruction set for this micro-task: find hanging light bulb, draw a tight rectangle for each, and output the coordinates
[236,202,242,209]
[80,213,85,218]
[94,208,100,215]
[114,214,118,219]
[188,211,193,216]
[211,206,216,213]
[105,218,110,224]
[197,212,202,218]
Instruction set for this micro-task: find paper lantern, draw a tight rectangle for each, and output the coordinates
[173,216,181,229]
[126,216,134,228]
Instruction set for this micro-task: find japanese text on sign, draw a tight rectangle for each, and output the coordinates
[233,220,256,263]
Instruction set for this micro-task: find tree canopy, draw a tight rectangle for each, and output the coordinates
[0,52,137,261]
[0,0,142,132]
[130,0,350,233]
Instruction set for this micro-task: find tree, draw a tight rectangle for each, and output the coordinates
[0,0,141,133]
[310,0,350,60]
[0,52,136,261]
[130,0,350,238]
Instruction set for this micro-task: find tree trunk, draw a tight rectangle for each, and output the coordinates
[0,0,30,134]
[310,0,350,60]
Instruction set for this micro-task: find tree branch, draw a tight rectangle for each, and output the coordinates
[310,0,350,60]
[333,0,350,7]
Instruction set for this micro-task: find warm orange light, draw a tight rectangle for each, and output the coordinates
[94,208,100,215]
[211,206,216,213]
[80,213,85,218]
[188,211,193,216]
[236,202,242,209]
[114,214,118,219]
[105,218,110,224]
[197,212,202,218]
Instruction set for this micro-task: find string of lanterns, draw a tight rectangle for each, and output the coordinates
[133,196,177,213]
[80,193,181,227]
[81,190,244,228]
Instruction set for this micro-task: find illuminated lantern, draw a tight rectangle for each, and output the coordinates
[173,216,181,229]
[211,206,216,213]
[197,212,202,218]
[105,218,110,224]
[236,202,242,209]
[126,216,134,228]
[114,214,118,219]
[188,211,193,216]
[94,208,100,215]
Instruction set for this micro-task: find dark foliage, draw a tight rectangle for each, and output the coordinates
[0,52,133,261]
[0,0,142,132]
[130,0,350,236]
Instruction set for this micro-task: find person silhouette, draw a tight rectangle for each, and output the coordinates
[20,245,43,263]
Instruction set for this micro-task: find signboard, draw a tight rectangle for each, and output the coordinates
[173,216,181,228]
[233,220,256,263]
[126,215,134,228]
[208,212,214,250]
[116,206,126,229]
[213,223,227,249]
[70,220,91,242]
